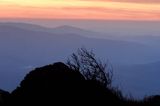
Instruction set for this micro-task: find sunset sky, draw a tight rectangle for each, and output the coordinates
[0,0,160,20]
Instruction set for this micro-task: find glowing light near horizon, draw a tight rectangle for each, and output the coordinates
[0,0,160,20]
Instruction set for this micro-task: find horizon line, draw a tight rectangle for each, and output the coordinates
[0,18,160,22]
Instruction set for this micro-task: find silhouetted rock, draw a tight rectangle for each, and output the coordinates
[0,89,10,105]
[0,62,159,105]
[10,62,122,105]
[143,95,160,106]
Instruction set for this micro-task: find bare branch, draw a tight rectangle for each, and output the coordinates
[67,47,113,87]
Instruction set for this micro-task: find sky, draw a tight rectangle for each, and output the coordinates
[0,0,160,20]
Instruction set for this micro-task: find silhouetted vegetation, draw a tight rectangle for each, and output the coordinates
[0,49,160,105]
[67,48,113,87]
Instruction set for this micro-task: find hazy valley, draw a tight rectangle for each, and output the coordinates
[0,22,160,98]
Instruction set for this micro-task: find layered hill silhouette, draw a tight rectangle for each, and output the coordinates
[0,22,160,99]
[1,22,159,93]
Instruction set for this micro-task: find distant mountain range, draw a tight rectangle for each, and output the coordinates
[0,22,160,98]
[1,22,158,65]
[0,22,103,38]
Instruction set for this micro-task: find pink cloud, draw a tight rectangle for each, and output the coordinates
[81,0,160,3]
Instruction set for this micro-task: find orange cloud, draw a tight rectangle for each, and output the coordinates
[82,0,160,3]
[0,0,160,20]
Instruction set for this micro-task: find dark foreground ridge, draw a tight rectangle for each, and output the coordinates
[0,62,160,105]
